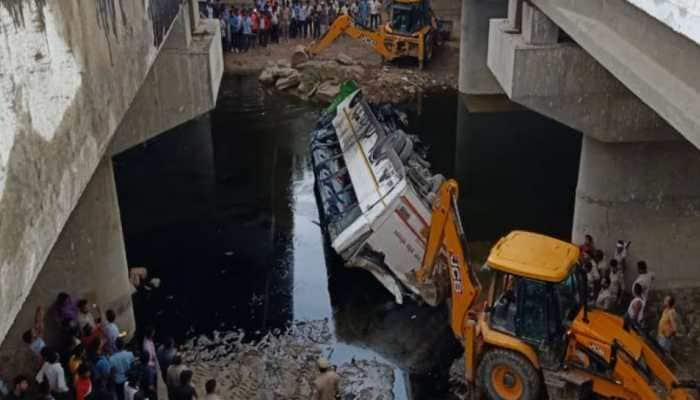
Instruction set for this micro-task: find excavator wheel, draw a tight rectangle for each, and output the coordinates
[477,349,541,400]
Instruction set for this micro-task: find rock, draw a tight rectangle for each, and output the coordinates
[276,58,292,69]
[336,52,355,65]
[258,68,276,85]
[275,71,301,90]
[340,65,365,78]
[315,81,341,103]
[291,44,309,66]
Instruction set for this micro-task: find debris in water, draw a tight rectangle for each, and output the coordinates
[180,320,395,399]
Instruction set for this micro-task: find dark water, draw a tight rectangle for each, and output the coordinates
[113,75,581,399]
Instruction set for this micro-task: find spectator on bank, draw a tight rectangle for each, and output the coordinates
[203,379,220,400]
[633,260,654,319]
[76,300,100,332]
[124,375,140,400]
[157,337,177,383]
[608,259,624,306]
[281,2,291,41]
[103,309,120,354]
[657,295,678,352]
[88,338,111,385]
[299,1,309,38]
[4,375,29,400]
[74,363,92,400]
[369,0,380,29]
[584,262,596,307]
[53,293,78,329]
[22,306,46,366]
[110,338,135,400]
[35,348,69,399]
[242,10,253,52]
[627,283,645,326]
[312,6,321,39]
[166,355,187,400]
[142,327,160,400]
[311,357,339,400]
[579,234,595,256]
[593,249,606,279]
[68,344,86,379]
[596,278,615,311]
[271,6,280,43]
[173,370,197,400]
[614,240,631,271]
[229,9,242,53]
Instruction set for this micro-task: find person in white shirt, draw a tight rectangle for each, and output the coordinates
[608,259,624,306]
[124,375,139,400]
[203,379,221,400]
[595,278,615,310]
[369,0,380,29]
[35,350,69,397]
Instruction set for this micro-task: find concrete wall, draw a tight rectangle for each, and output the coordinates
[0,159,134,375]
[573,137,700,288]
[0,0,181,346]
[626,0,700,45]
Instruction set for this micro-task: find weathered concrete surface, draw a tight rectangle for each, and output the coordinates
[573,137,700,288]
[0,159,134,375]
[108,17,223,155]
[0,0,222,347]
[458,0,506,95]
[486,18,680,142]
[530,0,700,149]
[626,0,700,46]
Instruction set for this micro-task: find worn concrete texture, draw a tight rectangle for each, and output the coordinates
[0,159,134,376]
[458,0,507,95]
[626,0,700,46]
[573,137,700,288]
[530,0,700,150]
[0,0,220,347]
[109,17,223,155]
[486,18,680,143]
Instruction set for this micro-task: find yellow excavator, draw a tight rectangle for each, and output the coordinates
[416,179,697,399]
[304,0,452,69]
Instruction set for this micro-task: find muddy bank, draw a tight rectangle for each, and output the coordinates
[183,320,395,399]
[225,36,459,104]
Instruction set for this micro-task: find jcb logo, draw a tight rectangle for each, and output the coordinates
[450,254,463,294]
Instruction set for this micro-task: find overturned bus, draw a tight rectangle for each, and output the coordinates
[311,87,449,306]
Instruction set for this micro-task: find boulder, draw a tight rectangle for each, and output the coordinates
[275,71,301,90]
[336,52,355,65]
[258,68,277,85]
[276,67,298,78]
[315,81,341,103]
[276,58,292,69]
[291,44,309,66]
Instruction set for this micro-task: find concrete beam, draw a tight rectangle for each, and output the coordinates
[573,137,700,288]
[530,0,700,149]
[0,159,134,375]
[521,2,558,45]
[459,0,507,95]
[487,18,679,142]
[108,18,223,155]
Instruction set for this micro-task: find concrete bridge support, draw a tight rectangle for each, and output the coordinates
[464,0,700,287]
[0,159,134,374]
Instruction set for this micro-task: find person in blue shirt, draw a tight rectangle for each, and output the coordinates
[109,338,135,400]
[292,2,301,38]
[229,10,242,53]
[358,0,369,26]
[242,11,254,52]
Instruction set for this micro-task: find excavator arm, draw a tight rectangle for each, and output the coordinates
[306,15,393,60]
[415,179,480,340]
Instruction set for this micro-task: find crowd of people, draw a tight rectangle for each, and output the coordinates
[578,235,678,352]
[204,0,387,53]
[0,294,225,400]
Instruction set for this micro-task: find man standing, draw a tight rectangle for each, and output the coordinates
[103,309,120,354]
[4,375,29,400]
[242,11,253,52]
[203,380,220,400]
[35,349,69,400]
[110,338,135,400]
[369,0,380,29]
[311,358,340,400]
[166,355,187,400]
[657,295,678,352]
[142,327,160,400]
[299,2,308,38]
[173,370,197,400]
[21,306,46,367]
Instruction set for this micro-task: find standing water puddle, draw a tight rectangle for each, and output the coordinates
[114,75,581,399]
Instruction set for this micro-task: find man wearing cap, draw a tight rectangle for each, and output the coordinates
[312,357,340,400]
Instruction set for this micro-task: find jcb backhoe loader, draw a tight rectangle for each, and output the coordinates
[416,179,697,399]
[303,0,451,69]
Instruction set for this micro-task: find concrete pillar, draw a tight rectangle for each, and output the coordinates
[187,0,200,32]
[164,4,192,49]
[0,158,135,375]
[459,0,507,95]
[521,2,558,45]
[573,137,700,288]
[505,0,523,33]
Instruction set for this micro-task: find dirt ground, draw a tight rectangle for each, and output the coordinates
[224,35,460,103]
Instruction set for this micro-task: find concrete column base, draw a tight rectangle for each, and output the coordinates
[573,137,700,288]
[0,159,135,375]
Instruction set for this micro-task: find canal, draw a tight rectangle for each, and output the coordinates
[113,75,581,399]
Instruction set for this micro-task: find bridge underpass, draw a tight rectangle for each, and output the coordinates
[0,0,223,373]
[458,0,700,288]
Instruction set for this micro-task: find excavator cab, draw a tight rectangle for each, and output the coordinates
[389,0,431,35]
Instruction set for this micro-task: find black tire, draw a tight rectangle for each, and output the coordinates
[477,349,541,400]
